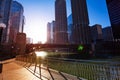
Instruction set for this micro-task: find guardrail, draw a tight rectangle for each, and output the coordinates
[16,54,120,80]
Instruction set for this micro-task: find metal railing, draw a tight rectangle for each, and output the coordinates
[16,54,120,80]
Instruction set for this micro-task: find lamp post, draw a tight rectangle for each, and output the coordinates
[0,23,6,44]
[0,23,6,73]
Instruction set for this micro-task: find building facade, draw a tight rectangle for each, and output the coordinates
[0,0,12,43]
[67,14,73,44]
[102,27,113,41]
[16,33,26,55]
[70,0,91,44]
[106,0,120,40]
[91,24,103,43]
[47,21,55,44]
[9,1,24,44]
[55,0,68,44]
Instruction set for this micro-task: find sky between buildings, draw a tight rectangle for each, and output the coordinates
[16,0,111,43]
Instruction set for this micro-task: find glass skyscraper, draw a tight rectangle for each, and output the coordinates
[55,0,68,44]
[106,0,120,40]
[9,1,24,44]
[70,0,91,44]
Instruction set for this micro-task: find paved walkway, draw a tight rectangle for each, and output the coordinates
[0,59,40,80]
[0,59,85,80]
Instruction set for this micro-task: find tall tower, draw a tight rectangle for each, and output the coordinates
[47,21,55,44]
[71,0,91,44]
[55,0,68,44]
[106,0,120,40]
[9,1,24,44]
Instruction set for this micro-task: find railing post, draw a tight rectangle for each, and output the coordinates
[46,58,54,80]
[47,67,54,80]
[38,57,42,79]
[105,65,111,80]
[34,55,37,73]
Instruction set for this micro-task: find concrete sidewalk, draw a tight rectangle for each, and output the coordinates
[0,59,86,80]
[0,59,40,80]
[16,61,81,80]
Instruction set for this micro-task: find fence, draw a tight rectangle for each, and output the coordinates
[16,54,120,80]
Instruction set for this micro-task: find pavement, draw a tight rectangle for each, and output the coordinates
[0,59,86,80]
[0,59,40,80]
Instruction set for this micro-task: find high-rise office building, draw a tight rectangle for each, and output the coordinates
[47,21,55,44]
[55,0,68,44]
[9,1,24,44]
[0,0,12,43]
[70,0,91,44]
[47,22,51,43]
[106,0,120,40]
[67,14,73,44]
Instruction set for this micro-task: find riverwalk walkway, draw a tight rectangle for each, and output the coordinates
[0,59,84,80]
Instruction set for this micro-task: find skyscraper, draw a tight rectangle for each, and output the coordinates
[67,14,73,43]
[47,21,55,44]
[106,0,120,40]
[9,1,24,44]
[55,0,68,44]
[70,0,91,44]
[0,0,12,43]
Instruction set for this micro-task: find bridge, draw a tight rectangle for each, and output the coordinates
[26,43,91,53]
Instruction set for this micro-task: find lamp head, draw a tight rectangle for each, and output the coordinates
[0,23,6,28]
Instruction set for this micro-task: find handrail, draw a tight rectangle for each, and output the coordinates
[16,54,120,80]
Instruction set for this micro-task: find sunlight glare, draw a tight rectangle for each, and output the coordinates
[25,17,47,44]
[35,51,47,58]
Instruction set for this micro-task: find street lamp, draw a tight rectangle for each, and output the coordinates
[0,23,6,73]
[0,23,6,43]
[34,51,47,79]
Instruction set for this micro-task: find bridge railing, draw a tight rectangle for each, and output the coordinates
[16,54,120,80]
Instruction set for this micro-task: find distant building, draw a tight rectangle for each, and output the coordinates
[0,0,12,43]
[47,21,55,44]
[106,0,120,40]
[102,27,113,41]
[55,0,68,44]
[9,1,24,44]
[16,33,26,55]
[47,22,51,43]
[70,0,91,44]
[91,24,103,43]
[26,37,33,44]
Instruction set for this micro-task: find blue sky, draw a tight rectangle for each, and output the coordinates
[16,0,110,43]
[87,0,110,27]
